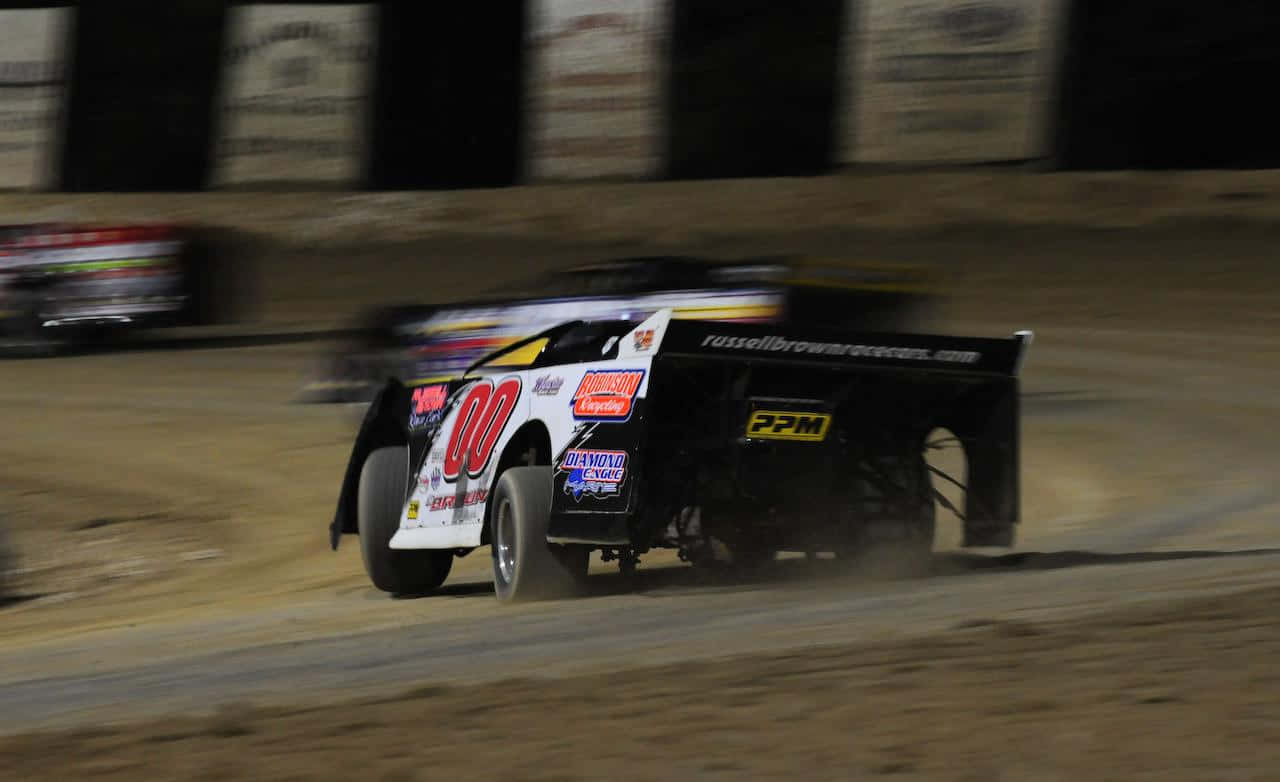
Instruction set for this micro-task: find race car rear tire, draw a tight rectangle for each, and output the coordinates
[490,466,588,603]
[358,446,453,594]
[841,456,937,578]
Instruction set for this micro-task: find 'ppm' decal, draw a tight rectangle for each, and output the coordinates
[745,410,831,442]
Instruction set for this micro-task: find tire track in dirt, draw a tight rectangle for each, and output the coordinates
[1,550,1278,734]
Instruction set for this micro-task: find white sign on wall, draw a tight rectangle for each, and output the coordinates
[211,4,376,187]
[840,0,1065,164]
[0,8,70,190]
[524,0,669,181]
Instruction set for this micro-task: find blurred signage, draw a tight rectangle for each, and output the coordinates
[524,0,669,180]
[840,0,1065,163]
[0,8,70,190]
[211,4,376,187]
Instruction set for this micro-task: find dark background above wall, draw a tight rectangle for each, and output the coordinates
[1053,0,1280,169]
[665,0,846,180]
[60,0,227,191]
[367,1,525,189]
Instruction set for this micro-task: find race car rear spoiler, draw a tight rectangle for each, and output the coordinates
[647,318,1031,547]
[655,320,1031,377]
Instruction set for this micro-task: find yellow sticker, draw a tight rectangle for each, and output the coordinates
[745,410,832,442]
[407,500,419,520]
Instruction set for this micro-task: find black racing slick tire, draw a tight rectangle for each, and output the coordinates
[846,457,937,578]
[490,467,589,603]
[358,446,453,594]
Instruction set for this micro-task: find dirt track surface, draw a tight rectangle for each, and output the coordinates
[3,220,1280,778]
[5,586,1279,781]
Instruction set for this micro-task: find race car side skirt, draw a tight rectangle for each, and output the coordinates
[546,527,631,547]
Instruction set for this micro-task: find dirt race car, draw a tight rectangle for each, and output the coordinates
[299,255,938,404]
[330,308,1032,602]
[0,222,222,355]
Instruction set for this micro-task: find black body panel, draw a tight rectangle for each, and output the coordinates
[547,321,1026,551]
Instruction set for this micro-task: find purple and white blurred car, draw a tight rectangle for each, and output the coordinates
[300,255,938,404]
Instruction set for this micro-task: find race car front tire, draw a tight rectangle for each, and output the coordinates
[358,446,453,594]
[490,466,589,603]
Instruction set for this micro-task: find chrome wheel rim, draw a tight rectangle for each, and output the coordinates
[495,498,516,583]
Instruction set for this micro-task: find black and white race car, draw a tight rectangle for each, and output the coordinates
[299,255,937,403]
[330,308,1032,602]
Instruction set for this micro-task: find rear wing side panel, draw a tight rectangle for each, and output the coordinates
[655,320,1030,546]
[937,376,1020,546]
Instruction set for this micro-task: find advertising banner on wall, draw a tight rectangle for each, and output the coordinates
[0,8,70,190]
[524,0,669,180]
[211,4,376,187]
[841,0,1065,164]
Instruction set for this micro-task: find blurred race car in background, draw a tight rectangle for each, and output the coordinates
[299,255,939,404]
[0,223,223,355]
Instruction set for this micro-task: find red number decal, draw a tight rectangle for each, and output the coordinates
[443,383,490,480]
[441,376,522,481]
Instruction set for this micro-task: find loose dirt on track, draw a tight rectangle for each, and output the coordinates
[4,586,1279,781]
[3,183,1280,779]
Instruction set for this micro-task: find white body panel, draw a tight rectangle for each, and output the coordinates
[389,310,668,550]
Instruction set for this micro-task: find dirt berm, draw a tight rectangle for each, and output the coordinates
[11,170,1280,330]
[8,170,1280,244]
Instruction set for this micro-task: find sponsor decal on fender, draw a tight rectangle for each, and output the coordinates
[745,410,832,442]
[559,448,628,501]
[532,375,564,396]
[420,466,442,491]
[412,384,447,412]
[408,383,449,430]
[571,369,644,422]
[633,328,654,352]
[407,499,420,519]
[429,489,488,512]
